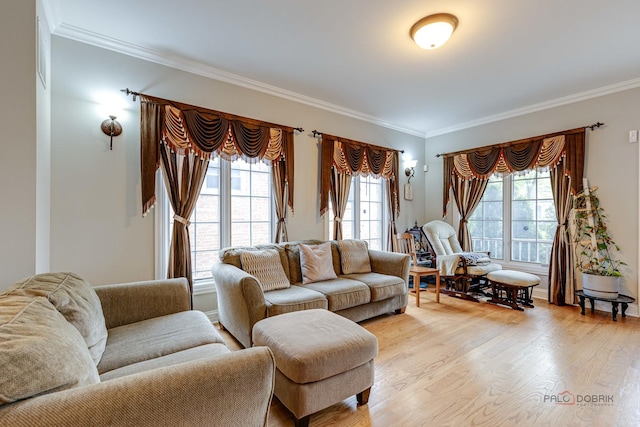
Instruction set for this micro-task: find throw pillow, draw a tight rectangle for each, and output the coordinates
[299,242,338,284]
[338,239,372,274]
[241,249,290,291]
[4,272,108,365]
[0,295,100,406]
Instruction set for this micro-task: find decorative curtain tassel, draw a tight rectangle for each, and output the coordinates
[335,217,342,223]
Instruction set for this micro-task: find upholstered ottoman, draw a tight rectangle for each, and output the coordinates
[487,270,540,310]
[252,309,378,427]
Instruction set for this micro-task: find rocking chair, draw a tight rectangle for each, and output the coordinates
[422,220,502,302]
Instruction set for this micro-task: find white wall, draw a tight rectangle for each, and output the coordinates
[0,2,41,287]
[424,88,640,302]
[49,38,426,301]
[36,0,52,274]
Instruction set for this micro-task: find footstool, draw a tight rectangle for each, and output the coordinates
[487,270,540,310]
[252,309,378,427]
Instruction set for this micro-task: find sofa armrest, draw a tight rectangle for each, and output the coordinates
[0,347,275,427]
[94,278,190,329]
[212,263,267,348]
[368,249,410,283]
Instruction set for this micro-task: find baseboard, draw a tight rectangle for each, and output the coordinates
[531,287,638,318]
[204,309,218,323]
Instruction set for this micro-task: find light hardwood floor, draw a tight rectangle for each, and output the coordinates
[218,290,640,426]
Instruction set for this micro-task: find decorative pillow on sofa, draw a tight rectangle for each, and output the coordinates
[4,272,108,365]
[338,239,372,274]
[0,295,100,406]
[241,249,291,291]
[299,242,338,285]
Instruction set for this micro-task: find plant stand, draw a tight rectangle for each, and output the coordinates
[575,290,635,321]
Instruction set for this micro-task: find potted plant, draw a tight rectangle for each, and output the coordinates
[571,185,625,299]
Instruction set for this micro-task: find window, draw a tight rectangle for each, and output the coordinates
[163,158,273,282]
[328,175,385,250]
[468,170,556,266]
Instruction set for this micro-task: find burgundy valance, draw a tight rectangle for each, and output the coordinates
[139,94,294,215]
[320,134,400,217]
[442,128,585,217]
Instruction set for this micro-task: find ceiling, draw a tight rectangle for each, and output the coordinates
[47,0,640,137]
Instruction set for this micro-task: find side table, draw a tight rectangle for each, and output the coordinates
[575,290,635,322]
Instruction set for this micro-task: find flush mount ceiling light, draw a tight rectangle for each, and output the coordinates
[410,13,458,49]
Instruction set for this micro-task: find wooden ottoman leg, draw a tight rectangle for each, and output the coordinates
[357,387,371,405]
[295,415,311,427]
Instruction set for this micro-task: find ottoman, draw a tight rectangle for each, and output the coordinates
[252,309,378,427]
[487,270,540,310]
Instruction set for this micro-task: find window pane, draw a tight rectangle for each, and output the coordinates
[512,200,535,221]
[233,170,251,196]
[484,201,503,220]
[231,223,251,246]
[193,250,218,280]
[193,223,220,251]
[186,157,273,282]
[195,194,219,222]
[512,220,536,239]
[469,176,503,259]
[510,170,556,265]
[483,179,503,201]
[231,196,251,221]
[251,172,269,196]
[538,200,556,221]
[251,222,270,245]
[538,222,557,240]
[251,197,270,221]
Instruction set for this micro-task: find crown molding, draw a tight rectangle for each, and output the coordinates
[425,77,640,138]
[41,0,62,34]
[53,23,426,138]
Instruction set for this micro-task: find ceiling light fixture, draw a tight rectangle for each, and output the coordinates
[410,13,458,49]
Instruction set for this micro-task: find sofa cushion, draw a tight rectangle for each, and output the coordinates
[4,272,108,365]
[220,244,290,281]
[338,240,372,274]
[241,249,291,291]
[342,272,406,302]
[299,242,338,285]
[100,343,230,381]
[97,310,224,374]
[303,277,371,311]
[0,295,100,406]
[285,240,332,284]
[264,286,328,317]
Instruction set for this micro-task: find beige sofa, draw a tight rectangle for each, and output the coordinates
[212,240,410,348]
[0,272,275,427]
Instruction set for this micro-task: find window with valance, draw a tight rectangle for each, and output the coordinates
[137,93,296,299]
[320,134,401,251]
[440,127,586,306]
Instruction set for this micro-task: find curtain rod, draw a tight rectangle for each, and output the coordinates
[434,122,603,158]
[120,88,303,133]
[311,130,404,154]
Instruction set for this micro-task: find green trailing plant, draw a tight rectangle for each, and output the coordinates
[572,187,625,277]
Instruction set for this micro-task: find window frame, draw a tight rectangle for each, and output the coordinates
[326,175,387,250]
[155,159,275,290]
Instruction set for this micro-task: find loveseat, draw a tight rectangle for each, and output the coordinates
[0,272,275,427]
[212,239,410,348]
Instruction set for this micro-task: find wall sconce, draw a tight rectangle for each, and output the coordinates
[101,115,122,150]
[404,159,417,183]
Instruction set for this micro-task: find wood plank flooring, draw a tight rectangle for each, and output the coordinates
[218,290,640,426]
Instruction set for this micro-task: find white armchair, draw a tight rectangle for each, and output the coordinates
[423,220,501,300]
